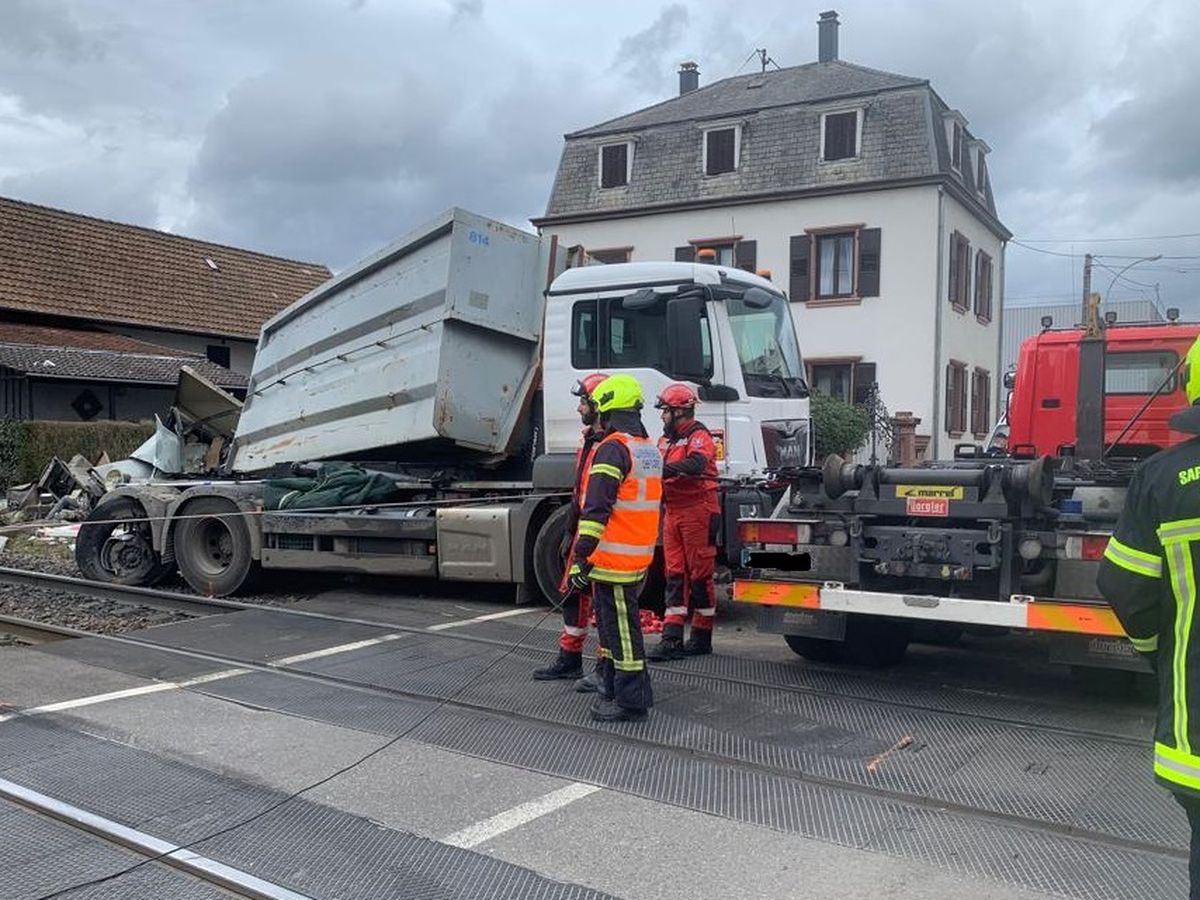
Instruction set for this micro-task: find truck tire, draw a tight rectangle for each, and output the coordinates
[532,503,573,604]
[76,495,173,586]
[784,634,846,663]
[174,497,258,596]
[843,616,911,667]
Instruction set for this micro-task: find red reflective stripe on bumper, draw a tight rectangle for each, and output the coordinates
[733,581,820,608]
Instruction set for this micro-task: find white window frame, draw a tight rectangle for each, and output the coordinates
[597,140,634,189]
[818,108,863,162]
[701,123,741,176]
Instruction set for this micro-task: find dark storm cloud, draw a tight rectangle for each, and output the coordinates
[0,0,1197,308]
[610,4,690,91]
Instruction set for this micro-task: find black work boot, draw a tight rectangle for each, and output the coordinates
[532,650,583,681]
[647,625,686,661]
[575,658,605,694]
[682,629,713,656]
[589,697,647,722]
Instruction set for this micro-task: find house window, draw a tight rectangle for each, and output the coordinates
[948,231,971,310]
[809,360,877,406]
[685,237,757,272]
[976,152,988,193]
[789,228,881,302]
[816,232,856,299]
[822,110,859,161]
[206,344,231,368]
[971,368,991,436]
[704,126,738,175]
[974,251,993,322]
[811,363,853,403]
[570,296,713,378]
[951,122,964,171]
[945,360,967,435]
[599,142,631,189]
[588,247,632,264]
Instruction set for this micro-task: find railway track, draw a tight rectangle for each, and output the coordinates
[0,564,1150,746]
[0,585,1179,865]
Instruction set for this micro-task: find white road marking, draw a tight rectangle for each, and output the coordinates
[426,608,539,632]
[0,631,412,724]
[441,782,602,849]
[270,632,405,666]
[0,776,315,899]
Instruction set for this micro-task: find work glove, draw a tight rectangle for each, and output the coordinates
[566,563,592,593]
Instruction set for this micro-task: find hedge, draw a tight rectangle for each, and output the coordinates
[0,419,156,490]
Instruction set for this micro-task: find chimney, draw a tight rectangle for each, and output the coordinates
[818,10,839,63]
[678,61,699,95]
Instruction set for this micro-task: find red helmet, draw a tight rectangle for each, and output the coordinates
[655,382,699,410]
[571,372,610,399]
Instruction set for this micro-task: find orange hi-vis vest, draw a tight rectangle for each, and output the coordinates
[581,432,663,583]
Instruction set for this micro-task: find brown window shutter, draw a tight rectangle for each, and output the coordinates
[735,240,757,272]
[675,245,695,262]
[852,362,876,406]
[858,228,881,297]
[789,235,810,301]
[963,240,972,308]
[948,236,959,306]
[945,364,953,431]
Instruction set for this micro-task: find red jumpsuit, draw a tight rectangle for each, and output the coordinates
[658,419,719,635]
[558,428,600,653]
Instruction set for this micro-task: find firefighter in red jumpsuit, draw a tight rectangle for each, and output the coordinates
[648,383,720,659]
[533,372,608,682]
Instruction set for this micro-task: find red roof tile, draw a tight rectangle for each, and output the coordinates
[0,196,332,340]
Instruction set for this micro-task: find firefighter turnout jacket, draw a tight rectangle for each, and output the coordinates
[1099,434,1200,798]
[571,413,663,584]
[659,419,719,505]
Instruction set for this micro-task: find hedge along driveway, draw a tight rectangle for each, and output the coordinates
[0,419,155,489]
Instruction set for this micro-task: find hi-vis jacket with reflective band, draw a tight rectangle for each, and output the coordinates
[572,430,663,583]
[1098,434,1200,798]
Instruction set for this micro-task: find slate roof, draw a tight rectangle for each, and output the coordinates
[569,60,926,137]
[0,322,246,389]
[0,196,332,341]
[538,60,1005,235]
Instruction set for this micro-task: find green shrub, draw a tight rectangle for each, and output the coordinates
[0,419,155,490]
[810,391,870,461]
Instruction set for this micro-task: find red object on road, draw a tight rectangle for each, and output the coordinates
[640,609,663,633]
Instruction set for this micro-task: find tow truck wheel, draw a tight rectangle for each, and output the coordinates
[174,497,257,596]
[784,634,845,663]
[76,495,172,586]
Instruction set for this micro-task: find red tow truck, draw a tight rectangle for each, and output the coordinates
[729,312,1200,670]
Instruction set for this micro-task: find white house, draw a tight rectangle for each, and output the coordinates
[532,12,1009,459]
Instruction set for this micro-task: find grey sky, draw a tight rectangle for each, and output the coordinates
[1,0,1197,314]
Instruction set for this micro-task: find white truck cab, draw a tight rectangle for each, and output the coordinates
[542,261,811,475]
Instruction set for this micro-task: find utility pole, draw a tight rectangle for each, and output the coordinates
[1080,253,1093,327]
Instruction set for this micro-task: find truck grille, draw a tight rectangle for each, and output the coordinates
[761,419,810,468]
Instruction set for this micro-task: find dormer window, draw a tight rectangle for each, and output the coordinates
[951,122,964,172]
[703,126,739,175]
[975,148,989,193]
[821,110,860,161]
[599,142,632,188]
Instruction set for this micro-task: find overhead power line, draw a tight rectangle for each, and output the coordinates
[1018,231,1200,243]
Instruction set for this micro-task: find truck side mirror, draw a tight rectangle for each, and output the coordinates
[740,286,774,309]
[666,296,708,380]
[622,288,661,310]
[1002,371,1016,390]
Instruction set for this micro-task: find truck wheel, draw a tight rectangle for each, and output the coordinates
[174,498,257,596]
[784,634,846,663]
[843,616,911,667]
[532,503,573,603]
[76,495,172,585]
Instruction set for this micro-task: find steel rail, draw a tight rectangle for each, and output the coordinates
[0,565,1150,747]
[3,612,1182,862]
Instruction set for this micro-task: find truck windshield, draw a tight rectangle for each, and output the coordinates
[726,293,808,398]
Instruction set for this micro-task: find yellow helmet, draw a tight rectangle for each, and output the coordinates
[1187,336,1200,405]
[591,373,644,413]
